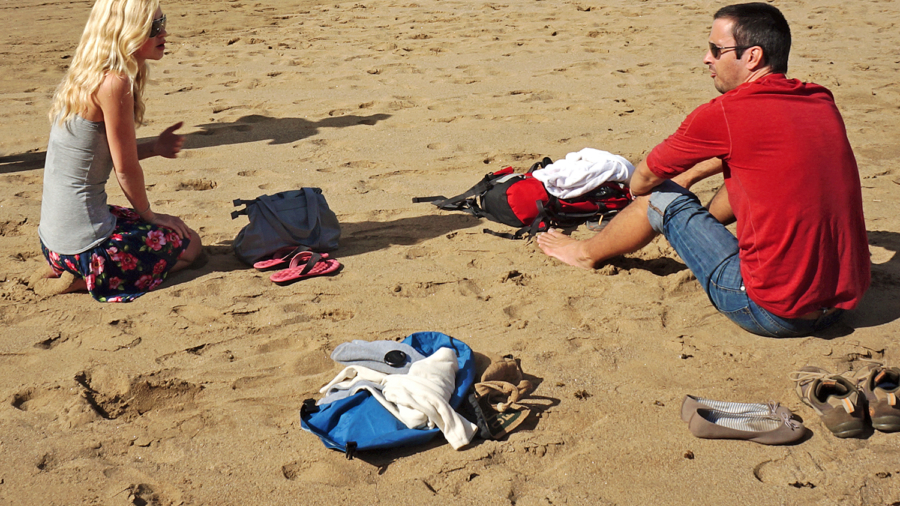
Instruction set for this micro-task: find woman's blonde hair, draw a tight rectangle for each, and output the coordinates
[49,0,160,126]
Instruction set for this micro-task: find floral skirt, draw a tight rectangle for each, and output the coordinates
[40,205,191,303]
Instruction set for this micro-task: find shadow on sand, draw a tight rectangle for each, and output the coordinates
[177,113,390,150]
[166,213,483,287]
[817,230,900,338]
[0,113,391,174]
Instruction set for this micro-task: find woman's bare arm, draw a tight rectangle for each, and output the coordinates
[96,73,190,238]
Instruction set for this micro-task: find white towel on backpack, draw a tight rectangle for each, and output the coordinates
[318,347,478,450]
[533,148,635,199]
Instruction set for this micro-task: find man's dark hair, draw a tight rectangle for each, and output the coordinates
[715,3,791,73]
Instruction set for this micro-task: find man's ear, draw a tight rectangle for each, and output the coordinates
[744,46,766,71]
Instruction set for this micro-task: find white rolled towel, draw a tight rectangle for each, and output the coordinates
[318,348,477,450]
[533,148,635,199]
[383,347,478,450]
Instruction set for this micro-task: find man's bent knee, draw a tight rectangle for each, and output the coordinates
[646,180,699,234]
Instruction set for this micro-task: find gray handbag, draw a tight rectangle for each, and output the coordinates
[231,188,341,265]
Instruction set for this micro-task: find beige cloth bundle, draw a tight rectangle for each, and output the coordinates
[474,354,534,412]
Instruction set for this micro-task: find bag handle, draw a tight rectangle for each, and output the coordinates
[301,187,321,231]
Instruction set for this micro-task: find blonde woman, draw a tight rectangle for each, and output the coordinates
[38,0,202,302]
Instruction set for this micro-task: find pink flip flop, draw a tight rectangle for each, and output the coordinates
[254,246,326,271]
[269,252,341,284]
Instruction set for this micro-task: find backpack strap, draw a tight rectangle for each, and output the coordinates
[300,398,320,416]
[413,171,503,218]
[526,157,554,173]
[230,198,257,219]
[345,441,358,460]
[542,194,616,227]
[482,227,528,240]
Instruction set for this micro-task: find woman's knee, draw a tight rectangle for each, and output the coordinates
[181,229,203,261]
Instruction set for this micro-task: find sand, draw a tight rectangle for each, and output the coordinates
[2,0,900,504]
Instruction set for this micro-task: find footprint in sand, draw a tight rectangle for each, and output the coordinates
[342,160,382,170]
[293,350,334,378]
[327,107,355,117]
[352,180,371,194]
[392,281,441,298]
[33,331,67,350]
[14,190,37,199]
[255,337,295,355]
[368,169,422,179]
[125,484,164,506]
[500,270,530,286]
[11,387,40,411]
[2,172,42,186]
[176,178,217,191]
[281,460,367,485]
[318,308,354,322]
[386,98,417,111]
[0,215,29,237]
[502,304,530,328]
[11,384,98,428]
[507,152,544,163]
[164,85,194,95]
[35,452,58,473]
[404,246,431,260]
[74,369,202,421]
[456,279,486,299]
[281,461,308,480]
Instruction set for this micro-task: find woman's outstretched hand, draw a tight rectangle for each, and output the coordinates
[147,212,191,239]
[154,122,184,158]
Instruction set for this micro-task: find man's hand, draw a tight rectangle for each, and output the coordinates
[154,122,184,159]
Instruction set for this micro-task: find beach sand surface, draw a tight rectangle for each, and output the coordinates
[1,0,899,504]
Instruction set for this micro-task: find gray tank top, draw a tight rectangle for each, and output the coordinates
[38,115,117,254]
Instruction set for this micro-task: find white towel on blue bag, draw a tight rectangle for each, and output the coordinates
[318,347,478,450]
[533,148,635,199]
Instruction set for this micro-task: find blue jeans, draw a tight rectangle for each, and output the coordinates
[646,181,842,338]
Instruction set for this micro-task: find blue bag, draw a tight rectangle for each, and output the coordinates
[231,187,341,265]
[300,332,475,459]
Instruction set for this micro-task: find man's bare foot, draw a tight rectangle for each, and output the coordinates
[535,229,596,270]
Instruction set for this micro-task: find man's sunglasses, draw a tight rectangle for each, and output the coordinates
[149,14,166,38]
[708,42,751,59]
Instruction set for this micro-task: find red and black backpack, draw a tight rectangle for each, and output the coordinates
[415,158,633,239]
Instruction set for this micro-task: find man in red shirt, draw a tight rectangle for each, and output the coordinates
[537,3,869,337]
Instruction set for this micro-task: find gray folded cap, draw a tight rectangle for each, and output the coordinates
[330,340,426,374]
[318,380,386,405]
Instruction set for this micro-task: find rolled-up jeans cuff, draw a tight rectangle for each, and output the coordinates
[646,180,698,233]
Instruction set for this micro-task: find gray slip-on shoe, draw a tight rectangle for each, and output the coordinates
[680,395,791,423]
[688,408,806,445]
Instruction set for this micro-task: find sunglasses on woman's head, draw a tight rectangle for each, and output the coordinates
[149,14,166,38]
